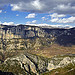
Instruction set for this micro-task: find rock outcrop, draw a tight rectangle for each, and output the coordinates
[0,53,75,75]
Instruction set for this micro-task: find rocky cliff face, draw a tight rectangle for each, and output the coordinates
[0,53,75,75]
[0,24,46,39]
[0,24,75,75]
[0,24,75,51]
[0,24,54,51]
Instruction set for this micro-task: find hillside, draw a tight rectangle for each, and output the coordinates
[0,53,75,75]
[0,24,75,51]
[0,24,75,75]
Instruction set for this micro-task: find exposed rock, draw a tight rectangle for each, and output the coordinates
[1,53,75,75]
[0,24,75,74]
[0,24,75,51]
[34,38,41,50]
[47,63,55,71]
[59,57,72,66]
[47,55,75,71]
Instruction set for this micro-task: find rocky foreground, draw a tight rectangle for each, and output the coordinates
[0,53,75,75]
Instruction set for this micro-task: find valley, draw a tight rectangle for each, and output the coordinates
[0,24,75,75]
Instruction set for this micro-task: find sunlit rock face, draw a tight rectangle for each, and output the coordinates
[2,53,75,75]
[0,24,75,51]
[0,24,46,39]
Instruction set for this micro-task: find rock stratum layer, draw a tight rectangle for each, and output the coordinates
[0,24,75,75]
[0,24,75,51]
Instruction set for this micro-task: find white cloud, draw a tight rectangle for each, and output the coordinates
[31,0,43,10]
[42,13,66,23]
[54,3,75,13]
[10,0,44,12]
[16,14,19,16]
[26,20,37,24]
[11,3,22,11]
[50,16,75,23]
[32,20,37,23]
[50,24,72,28]
[2,22,14,25]
[10,0,75,16]
[26,21,31,24]
[0,21,19,26]
[25,23,73,28]
[0,0,75,16]
[50,13,66,18]
[42,17,45,20]
[60,17,75,23]
[0,21,73,28]
[25,13,36,18]
[65,25,73,28]
[0,10,2,13]
[41,17,49,22]
[50,25,63,28]
[50,18,59,22]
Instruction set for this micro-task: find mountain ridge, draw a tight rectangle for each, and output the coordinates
[0,24,75,51]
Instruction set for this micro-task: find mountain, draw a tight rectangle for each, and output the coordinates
[0,24,75,75]
[0,24,75,51]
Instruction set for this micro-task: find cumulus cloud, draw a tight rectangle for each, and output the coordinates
[53,3,75,15]
[26,21,31,24]
[2,22,15,25]
[25,13,36,18]
[50,24,72,28]
[50,13,66,18]
[65,25,73,28]
[50,16,75,23]
[0,21,20,26]
[32,20,37,23]
[41,17,49,22]
[50,18,59,23]
[42,17,45,20]
[49,13,75,23]
[10,0,45,12]
[26,20,37,24]
[31,0,44,10]
[0,0,75,15]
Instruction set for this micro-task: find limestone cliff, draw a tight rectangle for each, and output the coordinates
[0,24,54,51]
[0,24,75,51]
[0,53,75,75]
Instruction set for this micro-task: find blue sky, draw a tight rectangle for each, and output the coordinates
[0,0,75,28]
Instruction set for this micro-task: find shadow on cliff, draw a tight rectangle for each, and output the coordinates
[43,28,75,47]
[56,34,75,46]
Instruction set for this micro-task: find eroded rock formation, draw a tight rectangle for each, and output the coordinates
[1,53,75,75]
[0,24,75,51]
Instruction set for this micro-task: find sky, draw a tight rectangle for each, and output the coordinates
[0,0,75,27]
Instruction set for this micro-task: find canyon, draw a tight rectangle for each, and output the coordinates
[0,24,75,75]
